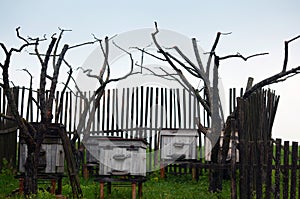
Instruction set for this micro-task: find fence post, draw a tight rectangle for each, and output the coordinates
[230,118,237,199]
[283,141,290,199]
[290,142,298,199]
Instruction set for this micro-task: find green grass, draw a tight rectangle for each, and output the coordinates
[0,170,231,199]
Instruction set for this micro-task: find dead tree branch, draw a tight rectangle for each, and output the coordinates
[282,34,300,72]
[219,52,269,61]
[243,65,300,98]
[206,32,231,77]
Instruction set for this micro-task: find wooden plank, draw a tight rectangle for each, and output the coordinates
[160,88,164,130]
[55,90,60,123]
[20,87,25,119]
[182,89,186,129]
[154,87,159,166]
[139,87,144,138]
[274,139,281,199]
[149,87,153,171]
[125,87,130,138]
[230,119,237,199]
[176,89,181,128]
[265,139,273,199]
[173,89,177,128]
[121,88,125,138]
[164,88,168,128]
[102,90,106,132]
[130,88,134,138]
[68,92,73,133]
[64,91,69,132]
[193,92,197,129]
[255,142,262,199]
[79,92,84,130]
[115,88,120,136]
[36,89,40,122]
[233,88,236,111]
[0,87,3,124]
[229,88,232,114]
[283,141,289,199]
[90,91,95,134]
[290,142,298,199]
[2,87,7,120]
[59,91,63,124]
[106,89,111,135]
[112,89,116,136]
[135,87,139,138]
[188,89,192,129]
[96,92,100,133]
[169,89,172,128]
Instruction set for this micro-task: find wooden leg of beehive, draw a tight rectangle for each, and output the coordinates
[192,165,196,181]
[57,177,62,195]
[138,182,143,199]
[160,162,165,178]
[19,178,24,195]
[107,182,112,195]
[83,164,89,179]
[100,182,105,199]
[132,182,136,199]
[51,179,56,194]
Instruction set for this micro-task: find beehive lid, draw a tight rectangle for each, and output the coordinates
[88,136,148,149]
[160,129,198,137]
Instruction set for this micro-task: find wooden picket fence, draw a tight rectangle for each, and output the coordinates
[0,86,208,172]
[2,85,300,199]
[229,138,300,199]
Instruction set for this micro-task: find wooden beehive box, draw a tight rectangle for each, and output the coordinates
[84,136,101,164]
[18,123,65,174]
[160,129,198,160]
[93,137,147,176]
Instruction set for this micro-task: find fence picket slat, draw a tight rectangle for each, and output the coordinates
[290,142,298,199]
[283,141,289,199]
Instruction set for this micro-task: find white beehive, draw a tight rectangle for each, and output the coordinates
[88,137,147,176]
[160,129,198,160]
[19,124,65,174]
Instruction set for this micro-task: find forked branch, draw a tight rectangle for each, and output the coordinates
[282,34,300,72]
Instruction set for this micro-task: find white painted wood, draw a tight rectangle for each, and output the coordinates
[19,140,65,174]
[160,129,198,160]
[87,137,147,176]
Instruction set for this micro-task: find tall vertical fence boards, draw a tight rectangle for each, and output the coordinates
[0,87,18,170]
[3,86,300,199]
[232,139,300,199]
[0,86,208,172]
[233,88,300,199]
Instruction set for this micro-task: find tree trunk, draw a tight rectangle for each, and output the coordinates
[23,145,39,195]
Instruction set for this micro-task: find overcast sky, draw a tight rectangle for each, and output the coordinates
[1,0,300,141]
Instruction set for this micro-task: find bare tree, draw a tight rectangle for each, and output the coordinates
[73,36,136,143]
[0,27,96,197]
[145,22,270,192]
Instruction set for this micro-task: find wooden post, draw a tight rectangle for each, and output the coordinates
[83,164,89,179]
[283,141,289,199]
[160,161,165,178]
[138,182,143,199]
[19,178,24,195]
[50,179,56,194]
[100,182,104,199]
[265,140,273,199]
[192,165,196,181]
[290,142,298,199]
[132,182,136,199]
[230,119,237,199]
[57,177,62,195]
[274,139,281,199]
[107,182,112,196]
